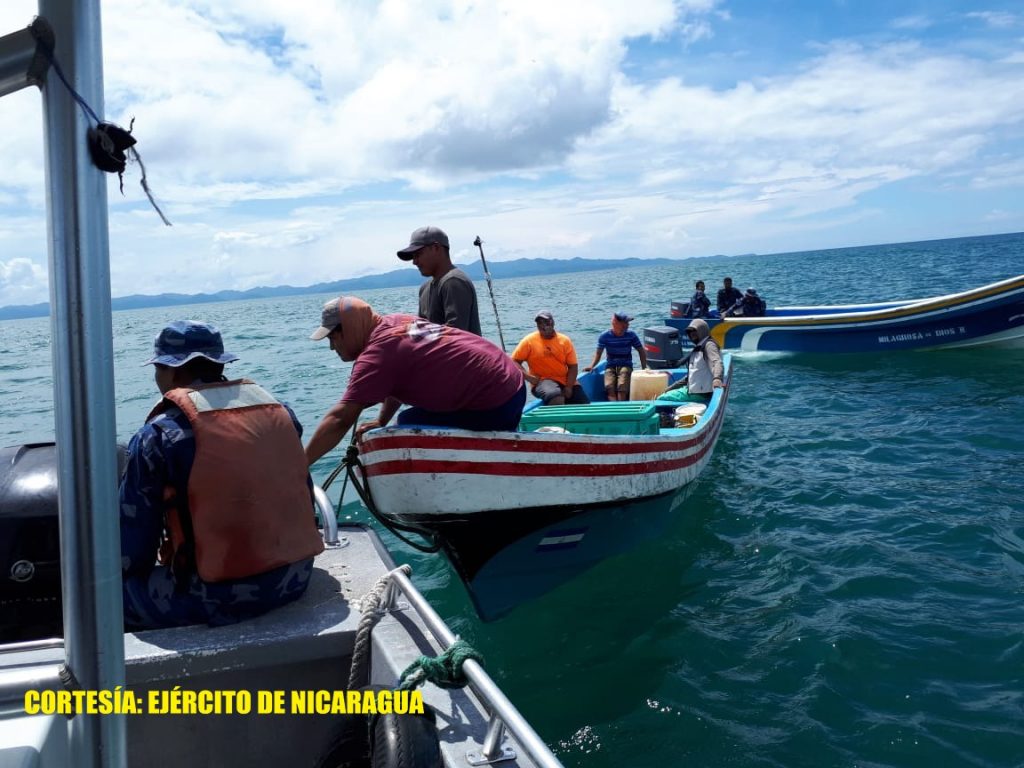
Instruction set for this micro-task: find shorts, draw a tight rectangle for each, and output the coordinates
[533,379,590,405]
[603,366,632,392]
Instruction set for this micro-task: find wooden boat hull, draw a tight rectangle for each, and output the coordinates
[357,358,732,523]
[665,274,1024,353]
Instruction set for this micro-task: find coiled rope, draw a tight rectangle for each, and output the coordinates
[347,565,411,690]
[398,639,484,692]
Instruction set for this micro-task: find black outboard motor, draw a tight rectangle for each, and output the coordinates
[670,301,690,319]
[1,442,127,643]
[1,443,62,642]
[643,326,684,369]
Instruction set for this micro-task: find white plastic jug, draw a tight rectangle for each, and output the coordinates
[629,370,669,400]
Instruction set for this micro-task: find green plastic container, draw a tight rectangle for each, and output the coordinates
[519,402,660,435]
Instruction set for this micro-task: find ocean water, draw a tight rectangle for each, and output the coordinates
[2,232,1024,767]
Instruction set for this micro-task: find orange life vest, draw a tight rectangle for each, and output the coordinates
[148,379,324,582]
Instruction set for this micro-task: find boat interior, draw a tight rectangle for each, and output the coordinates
[1,522,553,767]
[518,357,731,437]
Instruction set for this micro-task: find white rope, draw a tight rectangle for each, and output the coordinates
[347,565,412,690]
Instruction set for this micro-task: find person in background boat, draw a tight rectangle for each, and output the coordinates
[119,321,324,630]
[686,281,711,318]
[725,287,767,317]
[396,225,482,335]
[512,310,590,406]
[664,318,724,400]
[717,276,743,315]
[305,296,525,463]
[583,311,648,401]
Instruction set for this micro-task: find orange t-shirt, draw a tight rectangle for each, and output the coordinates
[511,331,578,386]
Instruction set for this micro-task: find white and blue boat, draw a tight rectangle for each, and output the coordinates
[665,274,1024,353]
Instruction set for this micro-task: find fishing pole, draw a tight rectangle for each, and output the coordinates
[473,236,507,351]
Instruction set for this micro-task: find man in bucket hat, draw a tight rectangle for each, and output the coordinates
[119,320,323,629]
[397,225,482,335]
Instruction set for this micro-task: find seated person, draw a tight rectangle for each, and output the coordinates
[717,276,743,315]
[583,312,648,401]
[725,287,767,317]
[512,311,590,406]
[663,319,724,401]
[305,296,526,460]
[120,321,323,630]
[686,281,711,318]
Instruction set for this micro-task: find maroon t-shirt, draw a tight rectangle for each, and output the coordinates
[342,315,523,411]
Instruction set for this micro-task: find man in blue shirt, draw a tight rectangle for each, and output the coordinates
[120,321,321,630]
[583,312,649,401]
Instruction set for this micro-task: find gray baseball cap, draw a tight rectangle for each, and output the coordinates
[397,226,450,260]
[310,297,343,340]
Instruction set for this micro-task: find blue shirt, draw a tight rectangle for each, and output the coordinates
[119,400,314,629]
[597,330,643,368]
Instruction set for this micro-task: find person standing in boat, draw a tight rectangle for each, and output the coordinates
[305,296,525,463]
[119,321,324,629]
[686,280,711,318]
[512,311,590,405]
[397,225,482,335]
[582,311,648,401]
[665,319,724,400]
[717,276,743,315]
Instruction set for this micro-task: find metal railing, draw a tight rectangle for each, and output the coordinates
[384,568,564,768]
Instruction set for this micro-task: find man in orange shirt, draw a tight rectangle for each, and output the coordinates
[511,311,590,405]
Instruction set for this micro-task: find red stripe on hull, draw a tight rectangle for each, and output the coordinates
[363,438,714,478]
[362,429,701,455]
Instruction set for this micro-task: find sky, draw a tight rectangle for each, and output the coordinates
[1,0,1023,307]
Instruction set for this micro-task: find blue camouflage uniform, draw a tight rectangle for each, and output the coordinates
[119,402,314,629]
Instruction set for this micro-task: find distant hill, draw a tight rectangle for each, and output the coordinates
[0,256,677,320]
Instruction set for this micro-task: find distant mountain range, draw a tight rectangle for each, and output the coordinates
[0,256,677,320]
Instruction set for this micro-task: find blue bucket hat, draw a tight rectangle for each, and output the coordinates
[143,320,239,367]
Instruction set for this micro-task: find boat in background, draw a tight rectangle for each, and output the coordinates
[354,356,732,605]
[665,274,1024,353]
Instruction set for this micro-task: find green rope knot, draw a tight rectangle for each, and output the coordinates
[398,638,485,691]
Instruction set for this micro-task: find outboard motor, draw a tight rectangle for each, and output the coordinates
[1,443,62,642]
[670,301,690,319]
[1,442,126,643]
[643,326,684,369]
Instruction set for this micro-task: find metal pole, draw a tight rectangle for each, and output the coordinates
[472,236,508,351]
[0,22,45,97]
[38,1,126,766]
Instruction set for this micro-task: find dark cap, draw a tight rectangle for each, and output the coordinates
[746,287,758,296]
[534,310,554,324]
[144,321,239,367]
[613,311,634,322]
[397,226,450,260]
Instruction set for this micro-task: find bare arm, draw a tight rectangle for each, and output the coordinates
[584,348,603,372]
[638,347,648,369]
[305,400,366,466]
[354,396,402,439]
[518,360,541,387]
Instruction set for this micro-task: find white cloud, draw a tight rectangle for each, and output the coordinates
[1,0,1023,306]
[0,258,48,307]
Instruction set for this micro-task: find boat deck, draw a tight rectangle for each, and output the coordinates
[1,525,546,768]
